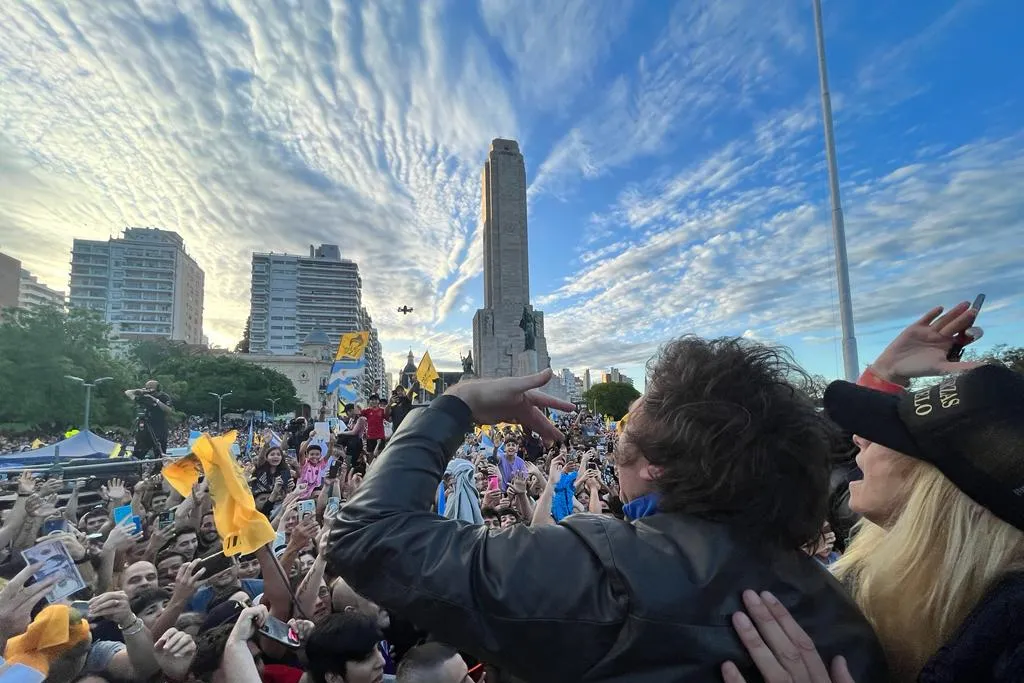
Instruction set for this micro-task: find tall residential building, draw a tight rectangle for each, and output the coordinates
[0,253,65,312]
[600,367,633,386]
[583,369,592,392]
[248,245,384,399]
[0,252,23,311]
[69,228,205,343]
[19,270,65,310]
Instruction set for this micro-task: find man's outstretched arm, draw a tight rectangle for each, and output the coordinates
[328,376,625,682]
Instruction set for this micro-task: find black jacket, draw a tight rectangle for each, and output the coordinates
[919,572,1024,682]
[329,396,888,682]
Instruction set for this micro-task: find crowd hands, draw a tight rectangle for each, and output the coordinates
[0,299,1017,683]
[0,416,434,683]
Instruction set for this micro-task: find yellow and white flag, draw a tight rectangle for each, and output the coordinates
[335,331,370,361]
[416,351,440,395]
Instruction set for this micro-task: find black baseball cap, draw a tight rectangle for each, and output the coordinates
[824,364,1024,531]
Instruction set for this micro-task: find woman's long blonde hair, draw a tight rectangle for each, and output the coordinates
[832,460,1024,680]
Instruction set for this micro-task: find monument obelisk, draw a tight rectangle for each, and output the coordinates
[472,139,553,380]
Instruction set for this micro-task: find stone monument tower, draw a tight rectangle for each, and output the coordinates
[472,139,552,380]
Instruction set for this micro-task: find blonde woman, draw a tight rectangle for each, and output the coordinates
[722,302,1024,682]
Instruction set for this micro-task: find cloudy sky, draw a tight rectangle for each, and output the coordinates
[1,0,1021,386]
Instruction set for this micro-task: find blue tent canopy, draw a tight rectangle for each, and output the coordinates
[0,430,121,468]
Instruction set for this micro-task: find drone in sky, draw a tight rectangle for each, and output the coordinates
[397,306,414,315]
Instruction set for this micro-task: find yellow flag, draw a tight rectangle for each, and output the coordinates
[335,331,370,361]
[30,438,44,449]
[109,444,122,459]
[415,351,440,394]
[191,432,276,556]
[617,412,630,432]
[162,454,203,497]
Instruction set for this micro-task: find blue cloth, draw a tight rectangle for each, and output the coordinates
[623,493,660,521]
[187,579,264,612]
[436,482,445,516]
[551,471,578,522]
[443,459,482,524]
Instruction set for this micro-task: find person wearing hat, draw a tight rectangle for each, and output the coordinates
[720,302,1024,683]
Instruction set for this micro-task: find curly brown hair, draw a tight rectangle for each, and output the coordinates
[628,336,831,549]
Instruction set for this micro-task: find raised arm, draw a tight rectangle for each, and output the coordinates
[328,373,623,682]
[531,456,564,527]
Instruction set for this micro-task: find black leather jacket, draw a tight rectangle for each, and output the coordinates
[329,396,888,682]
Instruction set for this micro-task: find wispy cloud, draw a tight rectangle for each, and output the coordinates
[528,0,807,199]
[0,0,513,350]
[541,129,1024,370]
[479,0,634,109]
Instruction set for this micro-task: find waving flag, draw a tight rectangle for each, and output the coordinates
[335,331,370,361]
[416,351,440,395]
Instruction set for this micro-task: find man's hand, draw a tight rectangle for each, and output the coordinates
[49,532,87,561]
[229,605,269,643]
[89,591,135,628]
[288,618,315,644]
[547,455,566,482]
[171,562,206,601]
[154,628,197,681]
[103,478,129,502]
[17,472,35,496]
[509,471,528,496]
[287,519,319,550]
[870,302,985,385]
[446,369,575,444]
[341,470,363,500]
[26,494,58,519]
[104,518,143,553]
[0,564,60,641]
[482,489,502,509]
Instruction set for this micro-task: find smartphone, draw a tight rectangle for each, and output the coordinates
[327,460,341,479]
[297,499,316,521]
[326,497,340,517]
[113,504,142,535]
[41,518,68,535]
[157,510,176,530]
[258,614,301,648]
[947,294,986,361]
[70,600,91,617]
[487,476,500,491]
[196,552,235,578]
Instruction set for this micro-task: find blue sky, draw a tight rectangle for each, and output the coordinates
[1,0,1022,389]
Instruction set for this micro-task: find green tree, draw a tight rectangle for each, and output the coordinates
[975,344,1024,373]
[147,352,298,419]
[234,316,251,353]
[582,382,641,420]
[0,306,137,431]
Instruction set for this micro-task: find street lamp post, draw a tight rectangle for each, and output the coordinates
[266,397,281,416]
[208,392,233,433]
[64,376,114,432]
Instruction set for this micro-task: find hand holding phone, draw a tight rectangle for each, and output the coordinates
[113,504,142,535]
[258,614,302,648]
[947,294,985,361]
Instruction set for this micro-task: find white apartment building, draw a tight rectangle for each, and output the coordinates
[69,228,205,344]
[19,270,65,310]
[248,245,384,398]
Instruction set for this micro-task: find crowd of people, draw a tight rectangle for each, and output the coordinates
[0,300,1021,682]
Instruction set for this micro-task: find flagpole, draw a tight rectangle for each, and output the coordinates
[812,0,859,381]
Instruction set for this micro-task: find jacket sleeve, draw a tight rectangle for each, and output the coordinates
[328,395,627,682]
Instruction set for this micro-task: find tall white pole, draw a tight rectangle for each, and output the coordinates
[812,0,859,381]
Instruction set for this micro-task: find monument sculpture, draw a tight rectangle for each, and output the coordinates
[518,307,536,351]
[472,139,558,391]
